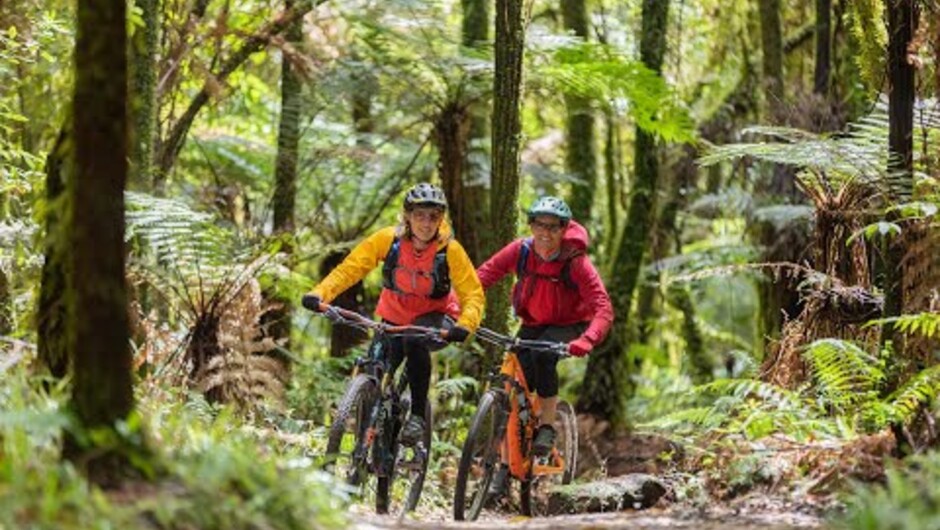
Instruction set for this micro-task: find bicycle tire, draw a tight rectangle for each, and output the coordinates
[453,390,506,521]
[325,374,378,487]
[375,399,432,515]
[520,399,578,516]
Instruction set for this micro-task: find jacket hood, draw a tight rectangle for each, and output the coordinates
[560,220,589,257]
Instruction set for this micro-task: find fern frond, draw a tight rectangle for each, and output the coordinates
[884,365,940,424]
[866,313,940,339]
[802,339,884,412]
[434,376,478,398]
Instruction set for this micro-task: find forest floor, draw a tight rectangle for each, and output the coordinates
[342,413,868,529]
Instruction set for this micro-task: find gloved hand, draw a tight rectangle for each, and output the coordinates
[445,326,471,344]
[568,337,593,357]
[301,294,324,312]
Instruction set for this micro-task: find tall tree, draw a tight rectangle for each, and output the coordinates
[264,0,304,356]
[814,0,831,95]
[129,0,159,189]
[67,0,135,483]
[456,0,491,263]
[579,0,670,423]
[482,0,526,368]
[756,0,804,346]
[562,0,598,224]
[883,0,917,387]
[37,126,70,379]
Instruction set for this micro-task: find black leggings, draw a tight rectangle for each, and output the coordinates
[516,323,588,398]
[374,312,452,416]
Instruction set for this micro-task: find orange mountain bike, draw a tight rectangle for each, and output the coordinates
[316,303,446,516]
[453,327,578,520]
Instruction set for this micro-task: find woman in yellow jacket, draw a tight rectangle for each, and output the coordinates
[302,183,484,445]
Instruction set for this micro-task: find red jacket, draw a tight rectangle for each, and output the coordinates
[476,220,614,347]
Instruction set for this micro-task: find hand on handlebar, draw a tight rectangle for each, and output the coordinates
[445,326,470,344]
[568,337,593,357]
[301,294,325,313]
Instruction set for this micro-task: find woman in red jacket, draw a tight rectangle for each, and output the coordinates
[476,196,613,497]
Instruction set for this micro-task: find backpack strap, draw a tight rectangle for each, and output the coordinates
[381,237,402,292]
[516,237,577,290]
[382,236,451,298]
[429,243,451,299]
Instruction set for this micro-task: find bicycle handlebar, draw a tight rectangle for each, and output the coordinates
[474,327,570,358]
[313,302,448,340]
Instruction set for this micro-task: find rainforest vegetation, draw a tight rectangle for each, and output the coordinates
[1,0,939,528]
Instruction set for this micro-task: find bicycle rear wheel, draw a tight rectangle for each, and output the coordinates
[520,400,578,516]
[375,398,432,515]
[325,374,378,489]
[453,390,506,521]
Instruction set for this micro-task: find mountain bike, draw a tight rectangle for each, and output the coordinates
[315,303,445,516]
[453,327,578,520]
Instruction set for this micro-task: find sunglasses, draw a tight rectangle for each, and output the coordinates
[529,219,564,233]
[410,210,443,223]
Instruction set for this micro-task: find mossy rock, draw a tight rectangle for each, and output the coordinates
[546,473,668,515]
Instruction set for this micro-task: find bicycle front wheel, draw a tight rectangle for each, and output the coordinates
[453,390,506,521]
[325,374,378,489]
[376,398,432,516]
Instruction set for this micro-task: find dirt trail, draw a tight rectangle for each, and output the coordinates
[352,508,825,530]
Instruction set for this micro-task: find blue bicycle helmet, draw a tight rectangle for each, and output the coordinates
[527,196,572,223]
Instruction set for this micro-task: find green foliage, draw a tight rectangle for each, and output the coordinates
[644,336,940,444]
[839,452,940,530]
[843,0,887,93]
[533,42,694,142]
[868,312,940,340]
[0,350,346,529]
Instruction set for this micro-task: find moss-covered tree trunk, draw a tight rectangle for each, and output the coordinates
[460,0,491,263]
[883,0,917,389]
[603,109,620,251]
[579,0,669,424]
[37,125,70,379]
[756,0,805,347]
[263,0,303,361]
[66,0,135,484]
[813,0,831,95]
[435,101,475,259]
[129,0,158,189]
[483,0,526,369]
[562,0,597,225]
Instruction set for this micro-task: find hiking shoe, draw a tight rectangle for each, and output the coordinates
[399,415,426,446]
[533,424,556,457]
[487,464,509,501]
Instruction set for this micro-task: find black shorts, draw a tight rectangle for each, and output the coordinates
[516,323,587,398]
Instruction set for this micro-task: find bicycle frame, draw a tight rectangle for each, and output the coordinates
[496,351,567,481]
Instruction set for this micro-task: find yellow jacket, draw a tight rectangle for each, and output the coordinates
[310,220,484,331]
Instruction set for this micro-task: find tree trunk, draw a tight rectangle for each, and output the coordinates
[756,0,806,347]
[579,0,669,424]
[66,0,135,485]
[263,0,303,360]
[435,101,477,262]
[460,0,491,264]
[37,125,70,379]
[604,109,619,251]
[129,0,158,189]
[0,267,10,336]
[483,0,526,369]
[562,0,597,225]
[813,0,831,95]
[758,0,784,109]
[883,0,917,393]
